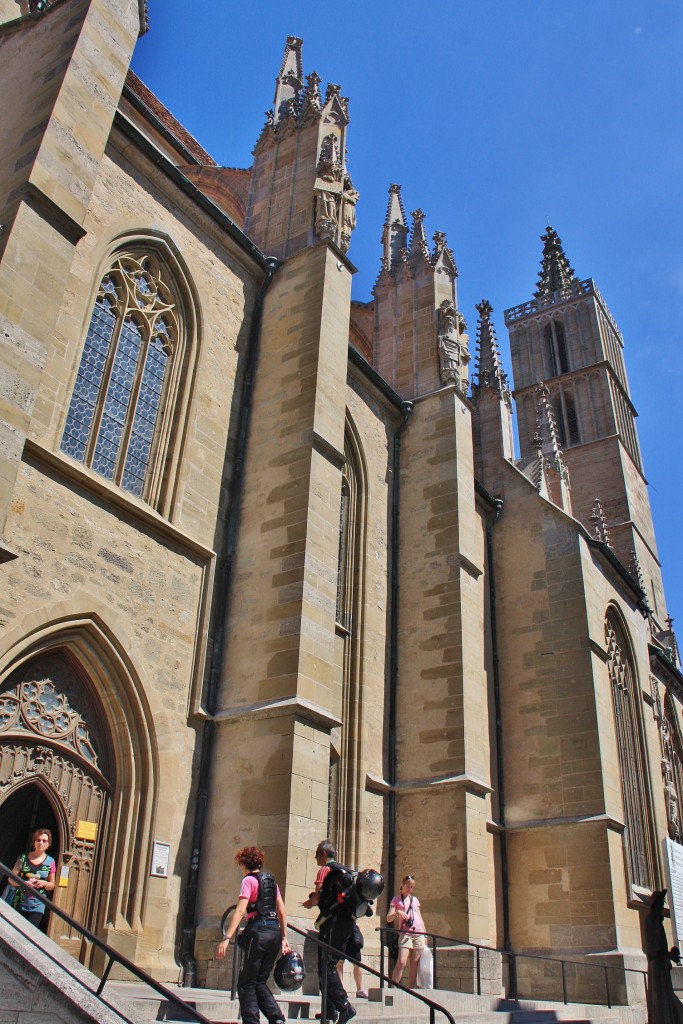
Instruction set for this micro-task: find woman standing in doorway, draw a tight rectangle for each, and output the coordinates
[387,875,426,989]
[8,828,56,928]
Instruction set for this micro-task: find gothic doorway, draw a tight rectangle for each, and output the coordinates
[0,652,113,960]
[0,783,60,932]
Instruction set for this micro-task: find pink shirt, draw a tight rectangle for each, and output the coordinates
[390,893,425,934]
[240,873,282,920]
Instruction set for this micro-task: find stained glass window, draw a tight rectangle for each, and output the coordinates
[61,253,177,500]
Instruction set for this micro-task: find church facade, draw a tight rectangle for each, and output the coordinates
[1,0,682,994]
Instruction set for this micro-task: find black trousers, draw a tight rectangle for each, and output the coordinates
[319,915,355,1014]
[237,922,283,1024]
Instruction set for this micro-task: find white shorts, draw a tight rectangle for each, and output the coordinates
[398,932,426,950]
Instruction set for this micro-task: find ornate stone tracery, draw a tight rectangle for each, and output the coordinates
[651,676,683,843]
[0,656,104,770]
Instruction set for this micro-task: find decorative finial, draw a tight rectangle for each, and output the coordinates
[473,299,509,398]
[590,498,611,547]
[534,226,578,301]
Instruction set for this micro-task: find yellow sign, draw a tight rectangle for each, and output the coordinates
[75,820,97,841]
[58,865,70,888]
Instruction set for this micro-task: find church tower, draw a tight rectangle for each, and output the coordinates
[504,228,667,624]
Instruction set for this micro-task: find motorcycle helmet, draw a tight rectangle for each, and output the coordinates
[355,868,384,901]
[274,950,306,991]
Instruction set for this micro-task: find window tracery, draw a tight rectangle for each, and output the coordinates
[543,319,569,377]
[61,251,179,500]
[0,656,104,771]
[605,613,658,890]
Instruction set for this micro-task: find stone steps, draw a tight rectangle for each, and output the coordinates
[103,982,644,1024]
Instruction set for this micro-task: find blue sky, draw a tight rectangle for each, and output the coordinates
[131,2,683,629]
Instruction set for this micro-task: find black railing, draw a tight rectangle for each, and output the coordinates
[376,926,647,1008]
[288,922,456,1024]
[0,860,214,1024]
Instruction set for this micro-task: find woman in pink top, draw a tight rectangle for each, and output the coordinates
[216,846,291,1024]
[387,875,426,988]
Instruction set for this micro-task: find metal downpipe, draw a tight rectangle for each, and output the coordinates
[387,400,414,904]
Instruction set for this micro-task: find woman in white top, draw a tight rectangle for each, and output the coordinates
[387,875,426,988]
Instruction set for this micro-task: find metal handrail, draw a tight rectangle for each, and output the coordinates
[375,925,648,1008]
[288,921,455,1024]
[0,860,214,1024]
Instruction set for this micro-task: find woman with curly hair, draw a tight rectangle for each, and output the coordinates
[217,846,290,1024]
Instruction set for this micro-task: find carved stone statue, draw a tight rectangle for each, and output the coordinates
[340,174,359,253]
[437,298,461,386]
[644,890,683,1024]
[315,189,339,241]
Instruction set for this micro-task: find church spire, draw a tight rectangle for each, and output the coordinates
[272,36,303,123]
[534,226,578,300]
[474,299,508,397]
[409,208,429,261]
[381,184,408,272]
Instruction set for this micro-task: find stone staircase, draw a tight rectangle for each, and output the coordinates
[104,982,647,1024]
[0,897,648,1024]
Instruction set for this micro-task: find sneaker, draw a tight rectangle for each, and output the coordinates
[338,1005,356,1024]
[356,990,368,999]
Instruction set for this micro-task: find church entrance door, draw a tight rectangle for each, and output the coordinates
[0,653,112,962]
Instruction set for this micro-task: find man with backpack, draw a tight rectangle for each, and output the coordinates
[303,840,357,1024]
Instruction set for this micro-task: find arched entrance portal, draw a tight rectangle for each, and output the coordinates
[0,784,60,932]
[0,652,112,958]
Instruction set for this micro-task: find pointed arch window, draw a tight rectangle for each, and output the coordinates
[60,252,180,502]
[662,691,683,843]
[605,612,658,891]
[553,390,580,448]
[331,423,366,866]
[543,320,569,377]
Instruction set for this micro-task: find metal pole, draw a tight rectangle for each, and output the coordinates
[380,937,385,989]
[605,966,611,1009]
[432,935,438,991]
[476,945,481,996]
[321,949,329,1023]
[96,956,115,996]
[561,960,567,1004]
[509,953,517,1000]
[230,941,240,1001]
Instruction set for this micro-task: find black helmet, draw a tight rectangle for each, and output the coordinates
[356,868,384,901]
[274,950,306,991]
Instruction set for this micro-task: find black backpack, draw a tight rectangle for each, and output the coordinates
[317,863,371,924]
[247,871,278,920]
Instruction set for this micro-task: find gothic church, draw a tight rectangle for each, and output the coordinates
[0,0,681,994]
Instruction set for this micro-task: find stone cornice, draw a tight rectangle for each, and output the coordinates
[213,696,342,731]
[505,812,625,834]
[311,431,346,470]
[365,771,492,798]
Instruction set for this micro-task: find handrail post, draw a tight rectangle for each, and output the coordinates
[561,959,567,1004]
[379,934,385,989]
[231,939,239,1000]
[321,948,329,1024]
[96,955,115,996]
[605,965,611,1009]
[432,934,438,991]
[509,952,517,1000]
[476,944,481,996]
